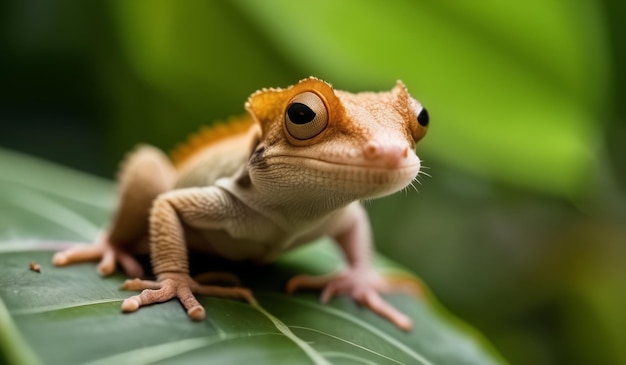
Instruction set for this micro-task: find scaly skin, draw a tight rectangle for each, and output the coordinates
[53,77,429,331]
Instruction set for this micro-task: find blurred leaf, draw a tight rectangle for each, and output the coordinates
[0,148,505,364]
[102,1,610,196]
[104,0,302,156]
[229,0,610,197]
[0,150,113,242]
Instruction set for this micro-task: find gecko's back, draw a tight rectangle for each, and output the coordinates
[172,116,256,189]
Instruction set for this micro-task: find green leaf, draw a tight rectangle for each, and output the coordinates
[0,148,505,364]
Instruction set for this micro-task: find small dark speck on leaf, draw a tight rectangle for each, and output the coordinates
[29,262,41,273]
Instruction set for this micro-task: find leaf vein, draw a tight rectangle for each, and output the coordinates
[285,296,433,365]
[82,333,283,365]
[12,299,124,316]
[252,302,331,365]
[322,351,381,365]
[290,325,403,364]
[2,187,101,240]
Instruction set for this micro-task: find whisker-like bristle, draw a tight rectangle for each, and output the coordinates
[417,164,432,179]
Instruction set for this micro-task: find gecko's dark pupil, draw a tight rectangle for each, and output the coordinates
[417,108,429,127]
[287,103,316,125]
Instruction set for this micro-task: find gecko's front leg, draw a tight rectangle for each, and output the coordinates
[287,203,419,331]
[120,188,255,320]
[121,273,255,320]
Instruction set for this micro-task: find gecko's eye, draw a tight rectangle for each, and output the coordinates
[417,107,429,127]
[285,92,329,140]
[409,98,428,143]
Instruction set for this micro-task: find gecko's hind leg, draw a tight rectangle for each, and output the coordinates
[53,145,176,277]
[287,270,420,331]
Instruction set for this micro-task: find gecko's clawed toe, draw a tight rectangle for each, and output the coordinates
[121,297,141,312]
[51,252,68,266]
[96,248,116,276]
[121,278,161,291]
[119,273,256,320]
[117,250,145,278]
[287,270,415,331]
[286,274,332,294]
[52,233,144,278]
[52,244,104,267]
[187,306,206,321]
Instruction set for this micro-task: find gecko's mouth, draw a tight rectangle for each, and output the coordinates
[271,154,420,175]
[302,156,420,175]
[261,155,420,198]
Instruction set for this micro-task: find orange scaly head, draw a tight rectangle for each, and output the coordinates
[244,77,429,201]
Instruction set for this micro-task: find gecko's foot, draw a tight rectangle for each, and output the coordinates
[52,233,144,278]
[120,272,256,321]
[287,270,419,331]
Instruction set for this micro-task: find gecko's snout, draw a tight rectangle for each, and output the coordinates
[363,140,416,169]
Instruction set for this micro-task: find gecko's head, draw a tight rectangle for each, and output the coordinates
[244,77,428,203]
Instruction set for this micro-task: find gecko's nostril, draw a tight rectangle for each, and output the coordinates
[364,141,380,159]
[363,141,412,168]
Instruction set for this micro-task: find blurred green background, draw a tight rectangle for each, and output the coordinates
[1,1,625,364]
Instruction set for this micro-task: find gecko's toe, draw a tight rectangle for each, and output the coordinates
[97,259,115,276]
[97,246,121,276]
[118,251,145,278]
[396,315,413,332]
[121,297,140,312]
[120,278,161,291]
[187,306,205,321]
[286,274,331,294]
[362,290,413,331]
[52,252,68,266]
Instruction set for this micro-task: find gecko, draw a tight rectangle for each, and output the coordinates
[52,77,429,331]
